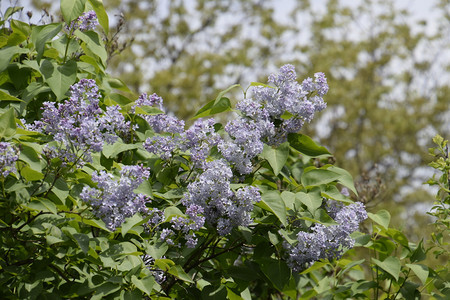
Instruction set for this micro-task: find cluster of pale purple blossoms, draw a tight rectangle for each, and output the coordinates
[284,202,368,272]
[67,11,98,32]
[167,204,206,248]
[181,160,261,235]
[136,93,220,167]
[28,79,131,167]
[79,165,160,231]
[219,64,328,174]
[0,142,19,177]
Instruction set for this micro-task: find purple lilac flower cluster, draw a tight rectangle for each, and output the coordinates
[0,142,19,177]
[29,79,131,167]
[183,118,221,167]
[182,160,261,235]
[80,165,154,231]
[170,204,206,248]
[219,65,328,174]
[136,93,220,164]
[136,93,185,160]
[284,202,367,272]
[67,11,98,32]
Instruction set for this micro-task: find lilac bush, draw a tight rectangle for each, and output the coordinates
[6,4,439,298]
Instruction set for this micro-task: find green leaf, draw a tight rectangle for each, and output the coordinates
[281,191,296,211]
[406,264,429,285]
[288,133,331,157]
[0,90,23,102]
[301,169,341,187]
[260,259,291,291]
[249,82,275,89]
[67,213,110,232]
[8,20,29,45]
[368,209,391,229]
[214,84,241,104]
[326,166,358,195]
[11,20,31,37]
[21,165,44,181]
[73,233,90,253]
[60,0,86,23]
[106,77,132,93]
[154,258,175,271]
[164,206,184,221]
[296,189,323,214]
[168,265,194,283]
[102,141,140,158]
[202,285,227,300]
[410,240,427,262]
[134,106,164,115]
[261,142,290,175]
[105,93,134,106]
[192,96,231,119]
[26,198,57,214]
[0,46,27,73]
[0,108,16,138]
[92,282,121,298]
[257,190,287,226]
[321,184,352,203]
[74,30,107,64]
[50,177,70,204]
[40,59,77,100]
[372,257,401,281]
[337,259,365,277]
[31,23,63,63]
[131,275,155,296]
[300,260,330,274]
[4,6,23,20]
[87,0,109,35]
[121,213,144,237]
[19,144,42,172]
[386,228,409,248]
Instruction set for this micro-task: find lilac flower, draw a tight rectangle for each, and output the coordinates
[236,98,269,120]
[67,11,98,32]
[237,65,329,146]
[219,118,265,174]
[169,204,205,246]
[0,142,19,177]
[182,159,261,235]
[160,228,175,245]
[314,72,329,97]
[185,233,198,248]
[29,79,130,167]
[133,92,184,134]
[134,93,164,111]
[143,135,180,160]
[183,118,221,166]
[100,105,132,141]
[284,202,367,272]
[80,165,151,231]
